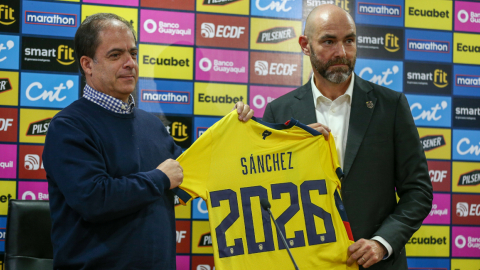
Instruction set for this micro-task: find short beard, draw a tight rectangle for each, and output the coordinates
[309,46,356,84]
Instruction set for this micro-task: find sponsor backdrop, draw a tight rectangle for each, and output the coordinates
[0,0,479,268]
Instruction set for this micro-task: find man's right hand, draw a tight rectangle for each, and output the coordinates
[157,159,183,189]
[307,123,331,140]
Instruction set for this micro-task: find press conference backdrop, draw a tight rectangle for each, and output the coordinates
[0,0,479,269]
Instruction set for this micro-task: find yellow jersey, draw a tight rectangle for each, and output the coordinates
[177,111,358,270]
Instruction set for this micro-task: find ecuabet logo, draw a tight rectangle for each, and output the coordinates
[139,44,193,80]
[454,130,480,161]
[405,0,452,31]
[454,33,480,65]
[355,59,403,92]
[407,95,451,128]
[405,225,449,257]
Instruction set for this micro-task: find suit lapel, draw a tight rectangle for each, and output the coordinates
[290,82,317,125]
[343,75,377,177]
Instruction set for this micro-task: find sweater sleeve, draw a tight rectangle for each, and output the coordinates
[43,116,171,223]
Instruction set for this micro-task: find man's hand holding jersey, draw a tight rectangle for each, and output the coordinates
[347,239,388,268]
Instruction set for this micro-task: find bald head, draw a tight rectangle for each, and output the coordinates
[304,4,355,39]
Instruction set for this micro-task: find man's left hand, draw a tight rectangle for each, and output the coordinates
[347,239,387,268]
[232,101,254,122]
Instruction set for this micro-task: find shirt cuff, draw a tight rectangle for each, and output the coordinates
[371,236,392,259]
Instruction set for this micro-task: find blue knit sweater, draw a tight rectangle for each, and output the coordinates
[43,97,182,270]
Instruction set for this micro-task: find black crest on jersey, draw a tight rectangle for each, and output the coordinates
[262,130,272,140]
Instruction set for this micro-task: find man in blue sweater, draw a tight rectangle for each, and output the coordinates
[43,13,253,270]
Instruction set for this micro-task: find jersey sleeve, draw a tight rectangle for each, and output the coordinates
[177,127,214,203]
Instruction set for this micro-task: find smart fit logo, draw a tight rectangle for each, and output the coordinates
[57,45,74,65]
[384,33,400,52]
[167,122,189,142]
[0,5,15,25]
[433,69,448,88]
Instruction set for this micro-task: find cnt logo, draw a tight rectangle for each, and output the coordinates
[357,2,401,17]
[456,137,480,156]
[201,22,245,39]
[24,154,44,171]
[358,65,399,87]
[166,122,189,143]
[255,60,297,76]
[0,77,12,93]
[26,80,74,102]
[456,202,480,217]
[257,27,296,44]
[141,90,190,104]
[458,9,480,24]
[407,39,450,53]
[203,0,240,5]
[458,170,480,186]
[410,100,448,122]
[27,118,51,136]
[255,0,294,13]
[456,74,480,88]
[0,39,14,62]
[25,11,77,27]
[25,44,75,65]
[0,5,15,25]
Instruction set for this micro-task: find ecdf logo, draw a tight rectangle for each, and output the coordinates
[357,2,401,17]
[201,22,245,39]
[254,60,297,76]
[25,11,76,27]
[24,154,43,171]
[141,90,190,104]
[0,5,15,25]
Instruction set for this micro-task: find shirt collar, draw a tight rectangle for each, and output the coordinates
[82,84,135,114]
[311,73,355,106]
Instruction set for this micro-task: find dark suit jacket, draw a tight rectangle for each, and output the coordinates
[262,74,433,270]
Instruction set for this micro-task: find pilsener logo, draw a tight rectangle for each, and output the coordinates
[0,5,15,25]
[0,78,11,93]
[26,118,51,136]
[357,3,401,17]
[458,170,480,186]
[25,11,77,27]
[141,90,190,104]
[407,39,450,53]
[201,22,245,39]
[257,27,295,44]
[198,232,212,247]
[420,135,446,151]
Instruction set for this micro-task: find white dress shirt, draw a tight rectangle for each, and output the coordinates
[310,74,393,258]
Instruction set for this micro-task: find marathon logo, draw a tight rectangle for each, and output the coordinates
[457,43,480,53]
[0,5,16,25]
[458,170,480,186]
[357,3,401,17]
[0,226,5,241]
[25,11,77,27]
[420,135,446,151]
[142,56,191,67]
[26,118,51,136]
[407,39,450,53]
[408,7,450,18]
[141,90,190,104]
[0,78,12,93]
[198,232,212,247]
[197,127,208,138]
[256,27,295,44]
[456,75,480,87]
[203,0,239,5]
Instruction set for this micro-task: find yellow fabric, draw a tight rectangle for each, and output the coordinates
[178,111,358,270]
